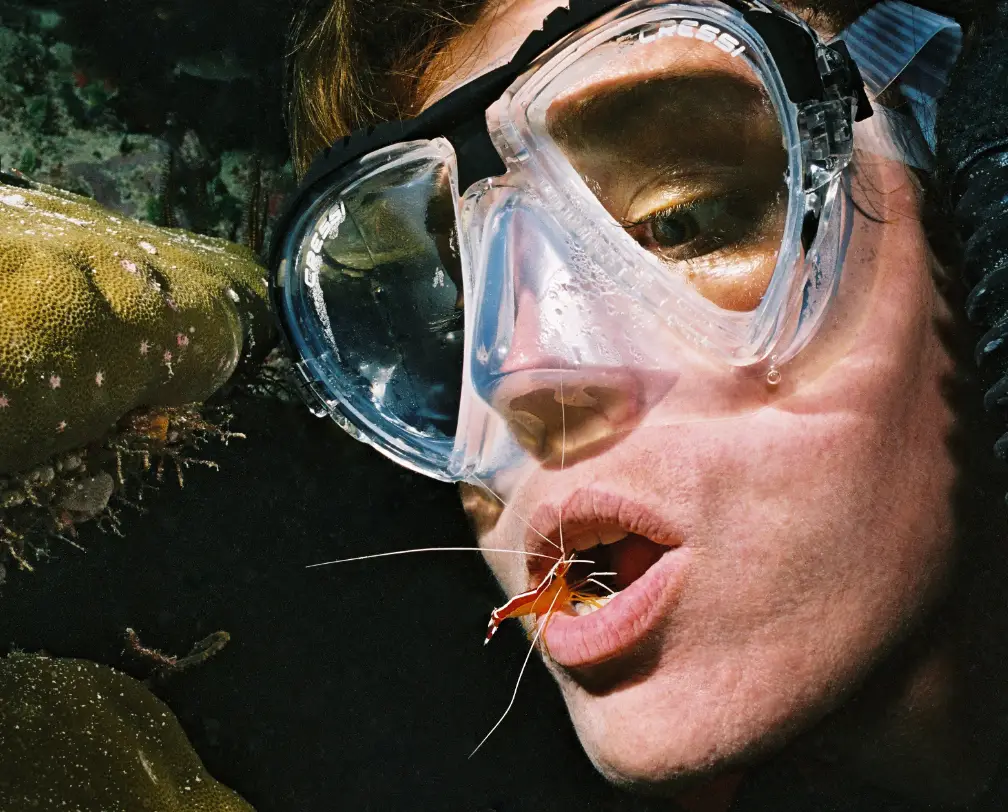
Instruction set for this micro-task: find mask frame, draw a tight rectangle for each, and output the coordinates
[268,0,872,480]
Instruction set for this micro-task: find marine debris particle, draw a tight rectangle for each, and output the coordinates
[0,652,256,811]
[0,177,274,477]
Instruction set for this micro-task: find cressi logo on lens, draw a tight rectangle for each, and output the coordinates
[636,20,747,58]
[304,200,347,287]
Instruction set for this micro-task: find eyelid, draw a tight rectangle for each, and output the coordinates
[620,169,746,224]
[620,196,709,229]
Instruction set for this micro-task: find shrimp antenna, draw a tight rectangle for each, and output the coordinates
[306,547,557,569]
[559,374,566,559]
[469,584,565,758]
[464,473,562,552]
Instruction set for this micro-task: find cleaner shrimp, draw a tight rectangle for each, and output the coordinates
[308,377,617,756]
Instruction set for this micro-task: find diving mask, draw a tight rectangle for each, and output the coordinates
[270,0,875,481]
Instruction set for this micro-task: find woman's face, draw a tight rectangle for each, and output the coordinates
[433,0,959,792]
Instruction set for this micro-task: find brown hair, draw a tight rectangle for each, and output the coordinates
[286,0,987,177]
[286,0,486,174]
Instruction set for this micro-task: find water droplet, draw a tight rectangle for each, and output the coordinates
[766,367,781,386]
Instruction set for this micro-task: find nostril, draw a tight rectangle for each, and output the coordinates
[507,406,548,455]
[498,377,640,463]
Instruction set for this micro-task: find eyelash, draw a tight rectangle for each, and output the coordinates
[624,189,778,263]
[622,197,726,257]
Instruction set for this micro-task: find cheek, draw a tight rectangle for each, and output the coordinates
[560,392,957,787]
[460,161,960,785]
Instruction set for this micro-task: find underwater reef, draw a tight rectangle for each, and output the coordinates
[0,1,294,245]
[0,0,296,803]
[0,651,255,811]
[0,0,297,577]
[0,176,275,574]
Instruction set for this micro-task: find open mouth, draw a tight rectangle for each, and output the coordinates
[523,498,689,667]
[545,530,671,615]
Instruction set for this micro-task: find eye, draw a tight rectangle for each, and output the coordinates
[621,191,778,266]
[655,199,725,248]
[625,198,728,254]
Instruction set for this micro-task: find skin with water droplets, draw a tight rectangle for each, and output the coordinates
[0,180,273,474]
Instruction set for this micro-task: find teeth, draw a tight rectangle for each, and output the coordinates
[598,527,629,545]
[566,527,628,550]
[572,593,618,616]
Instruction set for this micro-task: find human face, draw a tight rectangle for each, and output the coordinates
[436,0,958,792]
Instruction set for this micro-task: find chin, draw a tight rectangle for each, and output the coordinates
[553,671,754,792]
[549,636,854,798]
[570,706,749,797]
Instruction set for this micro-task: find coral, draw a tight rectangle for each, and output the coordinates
[0,651,256,811]
[0,175,273,476]
[124,627,231,682]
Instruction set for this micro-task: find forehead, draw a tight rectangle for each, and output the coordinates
[425,0,836,107]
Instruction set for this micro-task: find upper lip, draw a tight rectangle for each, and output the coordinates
[525,488,683,585]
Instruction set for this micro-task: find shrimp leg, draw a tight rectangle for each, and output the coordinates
[470,581,566,758]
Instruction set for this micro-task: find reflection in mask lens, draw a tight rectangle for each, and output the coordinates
[302,152,464,440]
[544,24,789,311]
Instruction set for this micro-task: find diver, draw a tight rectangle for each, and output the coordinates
[272,0,1008,808]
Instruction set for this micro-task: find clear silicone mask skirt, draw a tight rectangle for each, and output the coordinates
[279,2,857,485]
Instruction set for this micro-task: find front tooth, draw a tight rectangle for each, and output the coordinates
[572,593,619,616]
[598,528,628,544]
[567,529,603,550]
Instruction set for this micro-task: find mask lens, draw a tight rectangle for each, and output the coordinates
[285,141,464,466]
[541,19,790,312]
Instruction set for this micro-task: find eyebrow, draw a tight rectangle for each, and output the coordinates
[547,71,780,164]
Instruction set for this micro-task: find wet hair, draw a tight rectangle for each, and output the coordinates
[286,0,483,175]
[284,0,1008,490]
[285,0,988,175]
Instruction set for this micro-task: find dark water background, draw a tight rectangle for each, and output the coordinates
[4,395,665,811]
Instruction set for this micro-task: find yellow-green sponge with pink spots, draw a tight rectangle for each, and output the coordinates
[0,177,273,475]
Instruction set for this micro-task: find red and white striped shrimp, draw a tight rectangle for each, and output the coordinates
[310,377,614,756]
[468,377,617,755]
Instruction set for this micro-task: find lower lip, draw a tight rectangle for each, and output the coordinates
[541,546,689,668]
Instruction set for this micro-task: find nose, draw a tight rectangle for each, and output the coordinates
[491,287,642,466]
[500,377,640,464]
